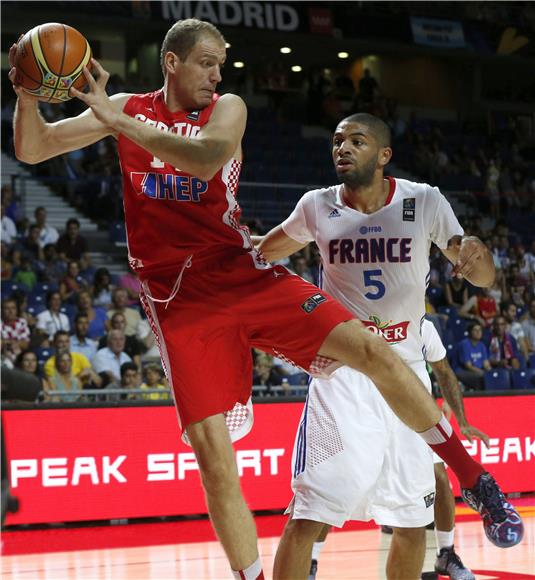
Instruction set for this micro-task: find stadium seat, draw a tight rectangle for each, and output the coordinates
[511,369,535,389]
[1,281,29,295]
[35,348,53,364]
[517,353,527,370]
[449,317,468,342]
[438,305,458,317]
[288,372,309,386]
[27,305,46,317]
[483,369,511,391]
[34,282,59,294]
[60,304,77,321]
[28,294,45,309]
[426,286,443,308]
[529,354,535,369]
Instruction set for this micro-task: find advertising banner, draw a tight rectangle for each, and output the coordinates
[3,396,534,525]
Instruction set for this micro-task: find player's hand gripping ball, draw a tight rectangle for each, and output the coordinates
[12,22,92,103]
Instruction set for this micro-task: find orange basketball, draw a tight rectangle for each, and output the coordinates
[14,23,92,103]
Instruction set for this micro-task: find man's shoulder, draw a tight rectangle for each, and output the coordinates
[393,177,437,198]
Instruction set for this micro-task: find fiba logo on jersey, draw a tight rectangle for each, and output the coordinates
[359,225,382,235]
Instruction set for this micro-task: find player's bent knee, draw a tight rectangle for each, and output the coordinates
[391,526,426,542]
[285,518,326,541]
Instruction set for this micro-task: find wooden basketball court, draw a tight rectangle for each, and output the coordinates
[2,509,533,579]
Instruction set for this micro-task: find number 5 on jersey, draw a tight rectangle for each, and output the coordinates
[364,269,386,300]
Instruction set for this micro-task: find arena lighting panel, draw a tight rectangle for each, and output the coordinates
[233,61,245,68]
[225,42,231,48]
[280,46,292,54]
[338,51,349,59]
[291,65,302,72]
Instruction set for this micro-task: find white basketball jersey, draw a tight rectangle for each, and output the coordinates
[282,177,463,363]
[422,319,447,363]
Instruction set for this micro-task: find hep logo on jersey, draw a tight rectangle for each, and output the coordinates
[130,172,208,202]
[362,315,410,343]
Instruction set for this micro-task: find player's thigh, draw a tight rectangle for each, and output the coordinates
[292,367,389,525]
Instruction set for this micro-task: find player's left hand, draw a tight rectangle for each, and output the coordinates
[70,58,118,128]
[451,236,489,280]
[460,423,490,447]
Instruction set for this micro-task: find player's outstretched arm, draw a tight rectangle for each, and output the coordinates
[431,357,490,446]
[9,45,130,164]
[257,225,308,262]
[442,235,495,288]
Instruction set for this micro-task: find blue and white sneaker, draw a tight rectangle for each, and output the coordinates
[461,472,524,548]
[435,547,475,580]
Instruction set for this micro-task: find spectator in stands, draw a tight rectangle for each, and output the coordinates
[35,290,70,340]
[507,263,528,307]
[140,363,169,401]
[501,301,529,358]
[56,218,89,263]
[460,287,497,327]
[17,224,44,262]
[92,267,114,308]
[106,361,141,401]
[59,260,88,303]
[1,241,14,280]
[34,206,59,247]
[108,287,141,337]
[487,268,508,305]
[487,315,521,370]
[36,243,66,285]
[456,322,491,391]
[358,68,379,107]
[70,313,98,361]
[98,311,142,368]
[92,329,132,387]
[521,298,535,354]
[252,353,284,395]
[444,277,469,311]
[117,270,141,305]
[45,349,82,402]
[486,158,501,220]
[1,201,17,245]
[13,256,37,291]
[291,255,314,284]
[1,297,30,365]
[44,330,91,379]
[1,184,23,225]
[15,349,42,381]
[76,290,108,340]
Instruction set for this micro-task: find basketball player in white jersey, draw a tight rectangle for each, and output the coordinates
[308,319,490,580]
[257,113,522,579]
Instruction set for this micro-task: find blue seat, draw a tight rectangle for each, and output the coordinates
[445,342,457,366]
[449,317,468,342]
[529,354,535,369]
[27,305,46,317]
[438,305,458,317]
[34,282,59,294]
[35,347,53,363]
[511,369,535,389]
[1,281,29,295]
[517,353,527,370]
[287,372,309,386]
[60,304,77,321]
[28,294,45,309]
[483,369,511,391]
[426,286,443,308]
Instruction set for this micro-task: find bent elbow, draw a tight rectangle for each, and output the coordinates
[14,146,42,165]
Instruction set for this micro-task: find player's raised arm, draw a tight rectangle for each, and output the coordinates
[257,225,309,262]
[9,40,130,164]
[442,235,495,288]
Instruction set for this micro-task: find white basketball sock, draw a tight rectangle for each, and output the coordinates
[435,528,455,554]
[311,540,326,561]
[231,556,263,579]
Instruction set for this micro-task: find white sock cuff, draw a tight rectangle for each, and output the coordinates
[311,540,326,561]
[419,414,453,445]
[435,528,455,553]
[232,556,262,580]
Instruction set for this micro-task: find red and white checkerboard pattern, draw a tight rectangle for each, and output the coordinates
[227,159,242,197]
[308,354,342,378]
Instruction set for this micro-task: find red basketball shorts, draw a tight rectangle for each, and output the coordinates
[139,252,354,435]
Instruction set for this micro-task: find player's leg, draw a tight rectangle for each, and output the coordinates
[187,414,263,578]
[387,527,426,580]
[309,524,331,579]
[434,461,475,580]
[274,518,326,580]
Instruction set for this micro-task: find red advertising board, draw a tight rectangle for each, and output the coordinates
[2,396,534,525]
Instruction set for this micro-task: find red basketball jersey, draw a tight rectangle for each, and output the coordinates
[117,90,251,276]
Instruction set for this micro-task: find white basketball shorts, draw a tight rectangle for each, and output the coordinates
[289,361,436,528]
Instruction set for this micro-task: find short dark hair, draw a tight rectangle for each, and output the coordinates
[467,322,482,335]
[74,313,89,324]
[160,18,225,75]
[35,206,46,214]
[339,113,391,147]
[53,330,70,342]
[46,290,61,306]
[66,218,80,229]
[120,362,138,378]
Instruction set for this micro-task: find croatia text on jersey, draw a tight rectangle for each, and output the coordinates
[130,172,208,202]
[329,237,412,264]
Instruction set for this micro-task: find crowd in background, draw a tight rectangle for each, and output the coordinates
[2,56,534,401]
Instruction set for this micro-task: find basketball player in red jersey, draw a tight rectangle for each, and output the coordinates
[9,19,519,580]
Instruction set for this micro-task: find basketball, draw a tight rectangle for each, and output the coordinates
[13,23,92,103]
